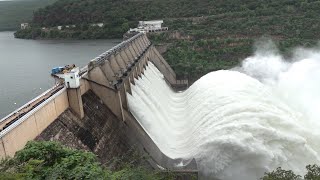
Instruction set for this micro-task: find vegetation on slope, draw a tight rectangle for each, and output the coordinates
[261,165,320,180]
[0,141,184,180]
[15,0,320,81]
[149,0,320,81]
[0,0,56,31]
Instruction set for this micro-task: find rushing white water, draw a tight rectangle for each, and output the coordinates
[127,44,320,180]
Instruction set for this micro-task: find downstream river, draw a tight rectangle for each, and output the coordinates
[0,31,120,118]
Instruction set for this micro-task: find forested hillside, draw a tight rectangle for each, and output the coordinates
[14,0,320,81]
[0,0,56,31]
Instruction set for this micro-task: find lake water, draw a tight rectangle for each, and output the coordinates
[0,31,121,118]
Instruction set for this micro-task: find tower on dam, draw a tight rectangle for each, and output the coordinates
[0,33,197,174]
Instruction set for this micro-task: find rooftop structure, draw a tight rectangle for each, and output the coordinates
[129,20,168,34]
[91,23,104,27]
[20,23,29,30]
[51,65,80,88]
[139,20,163,29]
[57,25,76,30]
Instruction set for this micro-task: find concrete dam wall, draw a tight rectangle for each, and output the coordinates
[36,90,129,164]
[0,33,197,173]
[0,85,69,157]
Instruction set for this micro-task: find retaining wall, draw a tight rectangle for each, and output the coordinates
[0,88,69,158]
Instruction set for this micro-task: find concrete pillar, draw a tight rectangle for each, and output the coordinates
[139,37,147,49]
[135,37,144,51]
[109,55,121,76]
[124,48,134,63]
[134,40,143,54]
[140,57,147,74]
[144,52,149,64]
[139,60,145,75]
[142,55,147,65]
[136,62,141,76]
[143,35,149,45]
[124,78,132,95]
[131,42,140,57]
[149,47,154,60]
[101,62,116,82]
[129,74,135,84]
[142,35,150,46]
[88,66,111,87]
[129,43,138,59]
[119,87,128,110]
[117,90,125,122]
[134,66,139,79]
[132,41,140,56]
[120,50,130,65]
[115,53,127,70]
[67,88,84,119]
[148,49,152,59]
[89,83,122,120]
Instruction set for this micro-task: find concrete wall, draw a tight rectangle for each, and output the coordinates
[67,88,84,119]
[80,78,91,95]
[0,89,69,158]
[149,46,178,86]
[37,90,130,164]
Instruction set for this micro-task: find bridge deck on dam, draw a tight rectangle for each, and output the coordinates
[37,90,130,164]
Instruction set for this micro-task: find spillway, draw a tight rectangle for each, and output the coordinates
[127,61,320,180]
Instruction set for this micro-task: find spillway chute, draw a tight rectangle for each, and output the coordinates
[128,62,320,180]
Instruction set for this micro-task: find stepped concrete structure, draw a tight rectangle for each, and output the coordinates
[0,33,196,174]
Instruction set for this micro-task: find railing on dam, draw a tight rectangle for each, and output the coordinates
[0,84,69,157]
[0,84,65,132]
[80,33,145,75]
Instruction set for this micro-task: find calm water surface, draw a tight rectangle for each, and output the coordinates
[0,31,120,118]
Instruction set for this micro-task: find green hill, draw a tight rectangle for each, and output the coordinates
[14,0,320,80]
[0,0,57,31]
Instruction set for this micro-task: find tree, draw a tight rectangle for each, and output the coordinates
[305,165,320,180]
[0,141,105,179]
[261,165,320,180]
[0,141,182,180]
[261,167,302,180]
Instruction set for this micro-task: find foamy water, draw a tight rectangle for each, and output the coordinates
[127,46,320,180]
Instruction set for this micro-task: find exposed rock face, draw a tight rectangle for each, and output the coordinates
[36,90,129,164]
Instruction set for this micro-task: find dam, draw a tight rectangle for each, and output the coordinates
[1,32,320,180]
[0,33,196,174]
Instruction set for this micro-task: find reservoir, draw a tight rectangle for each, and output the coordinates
[0,31,120,118]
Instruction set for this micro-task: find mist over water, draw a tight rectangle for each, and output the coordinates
[127,41,320,180]
[241,40,320,130]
